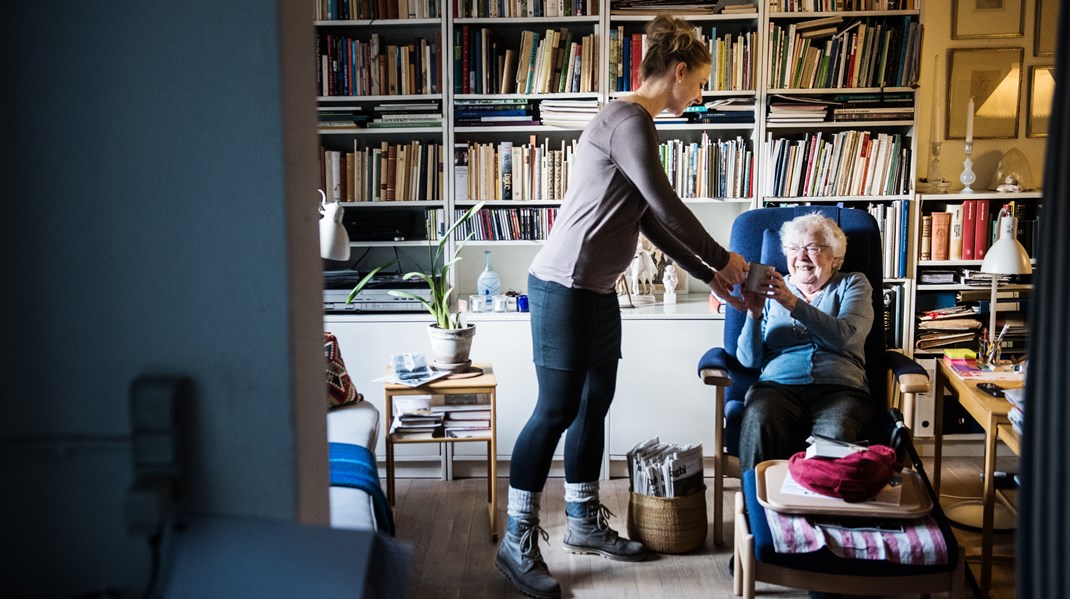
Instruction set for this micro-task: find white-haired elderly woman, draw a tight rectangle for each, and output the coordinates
[734,213,874,473]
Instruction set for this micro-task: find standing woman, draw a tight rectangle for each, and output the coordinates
[496,15,748,598]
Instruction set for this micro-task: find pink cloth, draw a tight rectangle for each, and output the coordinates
[764,510,949,565]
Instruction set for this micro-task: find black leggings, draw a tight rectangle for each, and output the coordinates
[508,361,619,492]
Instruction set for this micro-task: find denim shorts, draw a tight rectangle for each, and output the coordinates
[528,273,621,370]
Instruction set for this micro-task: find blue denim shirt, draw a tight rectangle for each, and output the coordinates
[737,271,872,391]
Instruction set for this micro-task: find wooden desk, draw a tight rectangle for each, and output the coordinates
[383,363,498,541]
[933,360,1023,597]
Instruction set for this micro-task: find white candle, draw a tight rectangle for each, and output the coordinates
[965,96,974,143]
[930,55,940,142]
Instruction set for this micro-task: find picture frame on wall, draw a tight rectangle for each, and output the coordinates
[1035,0,1060,56]
[1027,66,1055,137]
[946,48,1023,140]
[952,0,1025,39]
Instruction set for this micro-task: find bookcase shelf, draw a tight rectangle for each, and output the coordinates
[315,0,926,332]
[908,190,1042,358]
[768,10,919,18]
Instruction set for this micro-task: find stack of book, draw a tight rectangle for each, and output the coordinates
[368,102,442,128]
[915,319,980,350]
[767,100,829,123]
[720,0,757,14]
[685,99,755,123]
[454,99,537,127]
[610,0,721,15]
[795,16,844,39]
[317,106,368,129]
[432,405,493,438]
[832,105,914,122]
[539,99,601,128]
[391,398,446,439]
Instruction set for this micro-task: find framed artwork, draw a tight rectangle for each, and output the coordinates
[952,0,1024,39]
[1027,66,1055,137]
[946,48,1023,140]
[1035,0,1060,56]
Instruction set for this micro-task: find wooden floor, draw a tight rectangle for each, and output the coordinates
[389,456,1019,598]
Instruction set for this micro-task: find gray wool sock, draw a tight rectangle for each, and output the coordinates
[564,481,599,504]
[507,486,541,521]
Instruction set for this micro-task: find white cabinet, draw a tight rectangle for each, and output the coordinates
[326,299,723,475]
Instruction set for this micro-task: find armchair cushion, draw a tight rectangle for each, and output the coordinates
[742,469,958,575]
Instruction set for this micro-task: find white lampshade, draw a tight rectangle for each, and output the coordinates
[979,215,1032,277]
[319,190,350,261]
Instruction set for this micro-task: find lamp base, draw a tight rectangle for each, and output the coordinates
[944,499,1016,532]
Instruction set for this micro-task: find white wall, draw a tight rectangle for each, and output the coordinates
[2,1,325,596]
[916,0,1051,190]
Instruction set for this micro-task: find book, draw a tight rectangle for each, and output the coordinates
[919,214,932,261]
[498,141,513,200]
[804,435,867,459]
[961,200,976,260]
[947,204,963,260]
[930,211,951,261]
[974,200,990,260]
[454,143,469,201]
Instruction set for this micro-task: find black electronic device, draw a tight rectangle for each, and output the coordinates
[976,383,1005,398]
[342,210,426,242]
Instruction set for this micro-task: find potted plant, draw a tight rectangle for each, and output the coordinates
[347,201,486,371]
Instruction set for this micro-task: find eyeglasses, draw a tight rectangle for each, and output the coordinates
[782,244,828,257]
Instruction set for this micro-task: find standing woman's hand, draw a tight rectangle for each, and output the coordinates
[716,251,747,287]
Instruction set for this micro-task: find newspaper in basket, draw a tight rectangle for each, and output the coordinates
[625,437,707,553]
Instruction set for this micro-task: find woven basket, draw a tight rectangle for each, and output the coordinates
[626,489,707,554]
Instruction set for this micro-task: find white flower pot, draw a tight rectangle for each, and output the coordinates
[427,323,476,372]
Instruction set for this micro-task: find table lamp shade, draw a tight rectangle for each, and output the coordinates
[320,190,350,261]
[979,237,1032,277]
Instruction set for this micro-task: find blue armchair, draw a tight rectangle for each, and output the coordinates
[697,206,930,545]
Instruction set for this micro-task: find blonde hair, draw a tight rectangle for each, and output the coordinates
[639,15,712,81]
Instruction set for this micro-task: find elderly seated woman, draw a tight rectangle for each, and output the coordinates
[734,213,874,473]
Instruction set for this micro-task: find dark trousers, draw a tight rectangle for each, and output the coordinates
[509,361,619,491]
[739,381,874,472]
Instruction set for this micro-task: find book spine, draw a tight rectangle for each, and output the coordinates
[931,211,950,261]
[974,200,990,260]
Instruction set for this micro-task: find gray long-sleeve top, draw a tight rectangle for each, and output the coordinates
[528,101,730,293]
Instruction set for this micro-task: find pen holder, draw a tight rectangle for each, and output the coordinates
[978,338,1001,370]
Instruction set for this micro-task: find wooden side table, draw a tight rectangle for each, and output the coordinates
[933,360,1023,596]
[383,362,498,541]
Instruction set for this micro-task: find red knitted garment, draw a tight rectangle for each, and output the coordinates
[788,445,902,502]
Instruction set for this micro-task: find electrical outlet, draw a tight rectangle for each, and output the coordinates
[126,375,188,535]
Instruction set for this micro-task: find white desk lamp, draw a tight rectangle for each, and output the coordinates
[319,189,350,261]
[978,205,1033,367]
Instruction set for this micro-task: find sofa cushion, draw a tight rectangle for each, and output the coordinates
[327,400,379,449]
[326,331,363,408]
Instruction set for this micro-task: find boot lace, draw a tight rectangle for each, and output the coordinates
[518,524,550,561]
[594,504,620,539]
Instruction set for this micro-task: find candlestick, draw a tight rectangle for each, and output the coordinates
[927,141,949,192]
[960,141,976,193]
[965,96,974,144]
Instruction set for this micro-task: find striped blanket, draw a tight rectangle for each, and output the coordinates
[764,510,948,565]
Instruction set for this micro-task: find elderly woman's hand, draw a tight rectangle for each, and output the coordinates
[766,271,799,312]
[745,270,798,314]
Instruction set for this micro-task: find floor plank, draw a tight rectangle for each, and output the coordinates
[389,456,1018,598]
